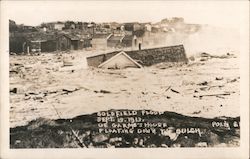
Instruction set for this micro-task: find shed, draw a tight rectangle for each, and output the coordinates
[107,35,123,48]
[98,51,142,69]
[121,35,137,48]
[91,33,111,50]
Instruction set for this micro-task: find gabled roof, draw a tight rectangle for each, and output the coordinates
[108,35,123,42]
[93,33,112,39]
[98,51,142,69]
[122,35,135,41]
[64,34,81,40]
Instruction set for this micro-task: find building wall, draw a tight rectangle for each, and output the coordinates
[54,24,64,30]
[83,39,92,48]
[71,40,79,50]
[29,41,41,53]
[58,35,71,51]
[41,40,57,52]
[126,45,187,66]
[107,39,120,48]
[9,36,26,53]
[87,45,188,67]
[91,39,107,50]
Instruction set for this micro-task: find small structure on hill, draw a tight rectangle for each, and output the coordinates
[98,51,142,69]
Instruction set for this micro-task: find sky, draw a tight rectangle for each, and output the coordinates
[1,1,248,29]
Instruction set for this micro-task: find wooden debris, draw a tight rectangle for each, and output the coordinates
[61,88,80,95]
[165,86,171,92]
[63,61,73,66]
[227,78,237,83]
[215,77,223,80]
[194,93,230,98]
[94,89,112,94]
[197,81,208,86]
[170,89,180,94]
[192,110,201,114]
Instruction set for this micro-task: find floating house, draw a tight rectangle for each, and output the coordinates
[98,51,142,69]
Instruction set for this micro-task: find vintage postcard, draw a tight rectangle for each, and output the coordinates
[0,0,249,159]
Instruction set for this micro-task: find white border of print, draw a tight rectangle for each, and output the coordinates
[0,1,249,159]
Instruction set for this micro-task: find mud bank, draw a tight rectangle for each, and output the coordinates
[10,109,240,148]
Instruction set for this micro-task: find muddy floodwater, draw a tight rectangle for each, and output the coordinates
[9,50,240,148]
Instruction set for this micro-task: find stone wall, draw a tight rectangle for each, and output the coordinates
[87,45,188,67]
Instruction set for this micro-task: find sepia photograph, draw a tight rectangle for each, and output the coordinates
[0,0,249,159]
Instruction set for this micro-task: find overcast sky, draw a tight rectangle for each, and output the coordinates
[2,1,247,29]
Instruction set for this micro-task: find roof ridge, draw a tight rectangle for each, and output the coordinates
[98,51,142,68]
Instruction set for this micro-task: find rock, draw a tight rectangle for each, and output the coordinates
[200,52,211,58]
[200,58,208,61]
[138,139,144,147]
[15,140,21,144]
[92,134,109,143]
[148,144,157,148]
[195,142,208,147]
[161,127,178,141]
[189,56,195,61]
[215,77,223,80]
[161,144,168,147]
[10,87,17,94]
[198,81,208,86]
[172,143,181,147]
[27,118,57,130]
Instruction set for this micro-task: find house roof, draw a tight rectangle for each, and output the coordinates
[93,33,111,39]
[98,51,142,69]
[64,34,81,40]
[122,35,135,41]
[108,35,123,41]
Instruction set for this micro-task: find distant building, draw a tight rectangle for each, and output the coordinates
[121,35,137,48]
[9,33,28,53]
[54,22,65,30]
[26,33,58,53]
[124,23,143,32]
[106,34,138,49]
[110,22,121,30]
[63,34,91,50]
[91,33,112,50]
[57,34,71,51]
[9,31,91,54]
[107,35,123,48]
[145,24,152,32]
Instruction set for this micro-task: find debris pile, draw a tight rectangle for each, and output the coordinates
[199,52,236,61]
[10,109,240,148]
